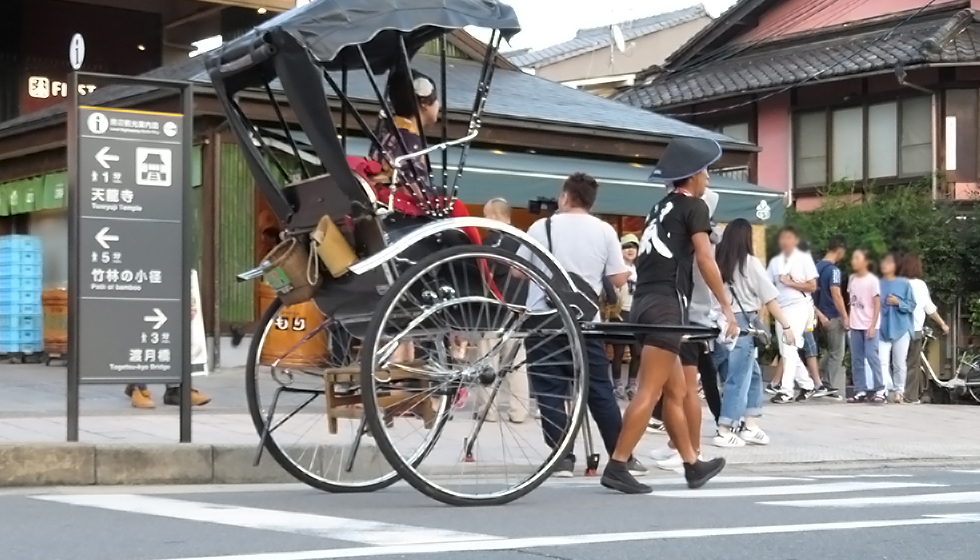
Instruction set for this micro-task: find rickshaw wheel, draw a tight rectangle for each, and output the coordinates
[361,245,588,506]
[246,298,414,493]
[969,386,980,405]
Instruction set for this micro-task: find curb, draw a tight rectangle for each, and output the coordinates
[3,443,980,487]
[0,443,296,487]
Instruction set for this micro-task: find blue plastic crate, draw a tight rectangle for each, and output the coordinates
[0,263,42,278]
[0,277,42,291]
[0,315,41,329]
[18,341,43,354]
[0,341,18,354]
[0,290,40,304]
[0,236,42,252]
[0,248,42,265]
[0,302,40,315]
[18,328,41,343]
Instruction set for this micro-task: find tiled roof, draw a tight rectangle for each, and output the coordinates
[617,9,980,109]
[0,52,749,149]
[507,5,709,68]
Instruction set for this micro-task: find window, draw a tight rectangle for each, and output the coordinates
[720,122,750,143]
[901,97,933,175]
[794,96,933,188]
[832,107,863,181]
[795,112,827,187]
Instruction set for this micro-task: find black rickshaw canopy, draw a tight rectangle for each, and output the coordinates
[215,0,520,74]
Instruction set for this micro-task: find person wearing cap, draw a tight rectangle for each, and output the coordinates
[601,137,738,494]
[610,233,641,400]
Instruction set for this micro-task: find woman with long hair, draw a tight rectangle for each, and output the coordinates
[712,219,795,447]
[878,253,916,402]
[901,253,949,402]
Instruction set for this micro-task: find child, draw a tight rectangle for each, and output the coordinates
[847,249,885,403]
[878,253,916,402]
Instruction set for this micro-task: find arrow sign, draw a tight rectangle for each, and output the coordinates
[94,226,119,249]
[143,308,168,330]
[95,146,119,169]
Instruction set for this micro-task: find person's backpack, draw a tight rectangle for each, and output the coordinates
[544,216,616,307]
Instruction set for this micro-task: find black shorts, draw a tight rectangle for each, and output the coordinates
[679,342,701,367]
[630,292,687,355]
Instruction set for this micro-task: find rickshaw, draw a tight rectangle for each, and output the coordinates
[205,0,720,506]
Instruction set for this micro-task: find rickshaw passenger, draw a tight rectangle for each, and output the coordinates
[368,68,440,197]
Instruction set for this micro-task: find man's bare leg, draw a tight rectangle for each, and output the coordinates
[661,361,697,463]
[611,346,677,462]
[682,364,702,456]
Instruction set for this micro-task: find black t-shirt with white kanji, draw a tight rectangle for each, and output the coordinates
[634,191,712,300]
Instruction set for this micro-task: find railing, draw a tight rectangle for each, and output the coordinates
[713,166,750,182]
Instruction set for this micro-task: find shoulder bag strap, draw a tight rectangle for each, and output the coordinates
[545,216,553,253]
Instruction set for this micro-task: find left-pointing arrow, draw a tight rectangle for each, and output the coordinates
[95,146,119,169]
[95,226,119,249]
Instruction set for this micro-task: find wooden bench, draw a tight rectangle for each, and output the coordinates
[323,362,438,434]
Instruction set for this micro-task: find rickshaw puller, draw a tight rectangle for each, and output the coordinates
[601,137,739,495]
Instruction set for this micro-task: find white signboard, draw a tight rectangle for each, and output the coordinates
[70,33,85,71]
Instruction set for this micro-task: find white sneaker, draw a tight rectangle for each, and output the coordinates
[712,430,746,448]
[740,426,771,446]
[649,443,678,462]
[655,453,705,473]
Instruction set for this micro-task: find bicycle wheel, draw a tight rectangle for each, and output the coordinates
[361,244,588,506]
[246,298,402,492]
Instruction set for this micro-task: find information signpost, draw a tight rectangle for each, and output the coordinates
[67,72,194,442]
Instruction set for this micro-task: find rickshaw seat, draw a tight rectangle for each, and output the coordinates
[346,156,482,245]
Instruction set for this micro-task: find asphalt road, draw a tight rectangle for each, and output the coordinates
[3,466,980,560]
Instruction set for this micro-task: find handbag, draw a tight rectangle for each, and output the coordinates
[729,284,771,347]
[545,216,601,305]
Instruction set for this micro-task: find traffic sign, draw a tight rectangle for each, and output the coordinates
[70,34,85,71]
[72,106,186,383]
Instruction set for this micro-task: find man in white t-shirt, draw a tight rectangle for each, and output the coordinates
[517,173,645,478]
[766,227,818,403]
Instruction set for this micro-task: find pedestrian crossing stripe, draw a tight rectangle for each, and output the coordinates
[649,481,945,499]
[32,494,498,545]
[761,491,980,508]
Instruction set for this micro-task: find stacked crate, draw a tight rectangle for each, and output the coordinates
[0,235,43,356]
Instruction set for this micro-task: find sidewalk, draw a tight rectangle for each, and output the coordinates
[2,364,979,486]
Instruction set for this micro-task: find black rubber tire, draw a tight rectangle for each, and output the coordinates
[361,244,588,506]
[245,297,401,493]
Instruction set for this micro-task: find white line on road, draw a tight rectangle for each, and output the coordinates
[32,494,497,546]
[761,491,980,508]
[145,514,980,560]
[545,475,814,487]
[808,474,914,479]
[951,469,980,474]
[650,481,945,499]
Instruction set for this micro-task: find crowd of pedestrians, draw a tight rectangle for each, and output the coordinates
[478,136,950,495]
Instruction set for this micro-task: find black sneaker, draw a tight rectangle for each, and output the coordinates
[553,455,575,478]
[770,393,793,404]
[764,383,780,395]
[627,456,648,477]
[601,459,652,494]
[684,457,726,489]
[794,389,816,402]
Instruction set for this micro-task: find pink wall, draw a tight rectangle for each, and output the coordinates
[736,0,961,43]
[756,93,792,192]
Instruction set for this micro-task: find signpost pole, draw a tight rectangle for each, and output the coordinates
[67,72,81,443]
[179,85,194,444]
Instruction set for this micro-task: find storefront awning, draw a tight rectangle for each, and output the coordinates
[261,130,785,225]
[0,172,66,216]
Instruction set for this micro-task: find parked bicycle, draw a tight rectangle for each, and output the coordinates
[920,327,980,404]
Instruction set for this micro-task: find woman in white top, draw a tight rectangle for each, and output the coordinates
[901,253,949,402]
[712,220,795,447]
[611,234,641,399]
